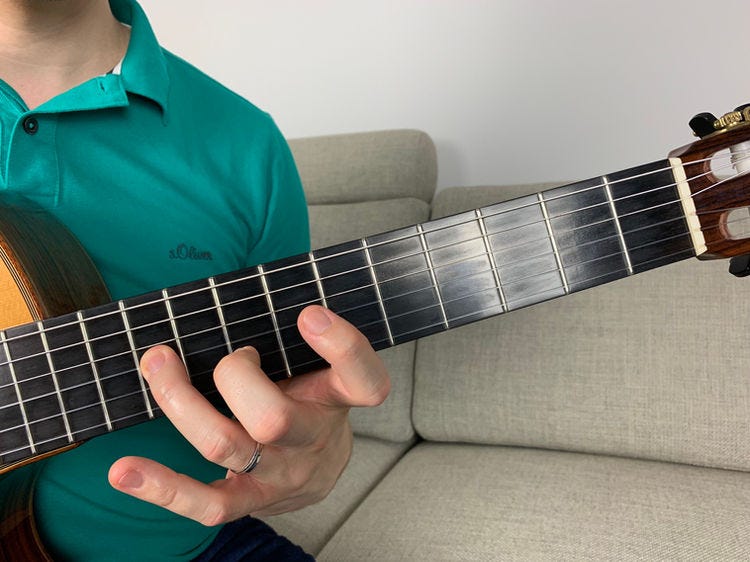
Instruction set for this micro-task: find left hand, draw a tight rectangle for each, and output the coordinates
[107,305,390,525]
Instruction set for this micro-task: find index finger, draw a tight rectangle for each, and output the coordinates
[295,306,391,408]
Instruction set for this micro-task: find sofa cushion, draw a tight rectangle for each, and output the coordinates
[319,444,750,560]
[262,435,412,556]
[412,184,750,470]
[308,199,430,249]
[289,130,437,205]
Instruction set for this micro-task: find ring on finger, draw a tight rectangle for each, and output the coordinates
[232,442,264,474]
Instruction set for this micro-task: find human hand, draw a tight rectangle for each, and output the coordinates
[107,305,390,525]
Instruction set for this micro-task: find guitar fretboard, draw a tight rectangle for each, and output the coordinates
[0,158,695,468]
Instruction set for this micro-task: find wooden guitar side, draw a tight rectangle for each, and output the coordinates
[0,195,111,561]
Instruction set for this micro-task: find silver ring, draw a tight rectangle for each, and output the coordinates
[233,442,264,474]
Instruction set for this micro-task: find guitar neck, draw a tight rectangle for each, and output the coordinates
[0,157,696,470]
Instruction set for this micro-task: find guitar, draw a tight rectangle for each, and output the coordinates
[2,106,750,560]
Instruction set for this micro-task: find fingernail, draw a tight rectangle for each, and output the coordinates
[303,307,332,335]
[143,349,166,377]
[117,470,143,490]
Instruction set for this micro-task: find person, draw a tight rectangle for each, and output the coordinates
[0,0,390,559]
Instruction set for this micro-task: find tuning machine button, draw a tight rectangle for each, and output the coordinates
[689,112,718,138]
[729,254,750,277]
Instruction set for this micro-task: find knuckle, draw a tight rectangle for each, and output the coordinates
[346,358,391,407]
[336,330,366,362]
[253,404,293,444]
[286,466,314,497]
[152,378,179,406]
[199,500,232,527]
[215,347,260,382]
[201,431,237,466]
[361,371,391,407]
[152,481,178,509]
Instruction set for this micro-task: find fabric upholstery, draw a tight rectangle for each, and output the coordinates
[319,444,750,561]
[413,184,750,470]
[288,129,437,205]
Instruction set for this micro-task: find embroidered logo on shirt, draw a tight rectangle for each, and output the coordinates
[169,243,213,261]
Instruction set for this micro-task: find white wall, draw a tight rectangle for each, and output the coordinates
[139,0,750,190]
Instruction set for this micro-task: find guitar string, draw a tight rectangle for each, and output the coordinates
[0,178,712,397]
[0,238,699,455]
[0,211,738,448]
[0,221,732,440]
[0,151,744,394]
[0,150,736,355]
[1,152,750,446]
[0,211,695,422]
[0,229,699,446]
[0,153,744,399]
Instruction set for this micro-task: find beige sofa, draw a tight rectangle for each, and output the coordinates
[262,130,750,560]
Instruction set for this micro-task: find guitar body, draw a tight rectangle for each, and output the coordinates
[0,195,111,562]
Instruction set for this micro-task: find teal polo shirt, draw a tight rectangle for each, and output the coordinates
[0,0,310,559]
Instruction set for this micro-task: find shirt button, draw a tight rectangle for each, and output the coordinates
[22,117,39,135]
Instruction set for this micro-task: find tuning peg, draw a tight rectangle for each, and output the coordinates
[729,254,750,277]
[689,112,718,138]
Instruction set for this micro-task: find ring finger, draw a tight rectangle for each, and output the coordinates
[141,345,258,473]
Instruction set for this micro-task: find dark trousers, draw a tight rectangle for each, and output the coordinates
[192,517,315,561]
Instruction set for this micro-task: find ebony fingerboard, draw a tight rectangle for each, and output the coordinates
[0,159,695,467]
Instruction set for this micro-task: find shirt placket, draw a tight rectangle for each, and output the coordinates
[0,74,130,208]
[5,111,61,206]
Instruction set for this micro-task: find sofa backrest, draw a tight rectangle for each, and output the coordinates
[413,184,750,471]
[288,130,437,443]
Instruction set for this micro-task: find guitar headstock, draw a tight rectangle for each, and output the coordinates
[669,105,750,260]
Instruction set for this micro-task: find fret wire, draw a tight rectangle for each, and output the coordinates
[0,156,733,358]
[2,395,160,458]
[162,289,187,365]
[0,155,736,391]
[1,156,736,446]
[1,330,35,453]
[258,264,292,378]
[0,221,692,424]
[603,174,634,275]
[119,301,154,419]
[0,195,692,396]
[261,228,695,377]
[0,208,692,398]
[208,276,233,355]
[416,223,449,329]
[1,232,696,444]
[1,152,743,366]
[265,240,697,380]
[363,238,395,346]
[476,208,507,312]
[1,354,162,429]
[537,193,570,294]
[37,321,74,443]
[78,311,113,432]
[309,251,328,309]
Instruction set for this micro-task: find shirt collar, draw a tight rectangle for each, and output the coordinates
[33,0,170,116]
[110,0,170,114]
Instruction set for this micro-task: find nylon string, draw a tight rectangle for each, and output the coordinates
[2,150,750,449]
[0,152,746,403]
